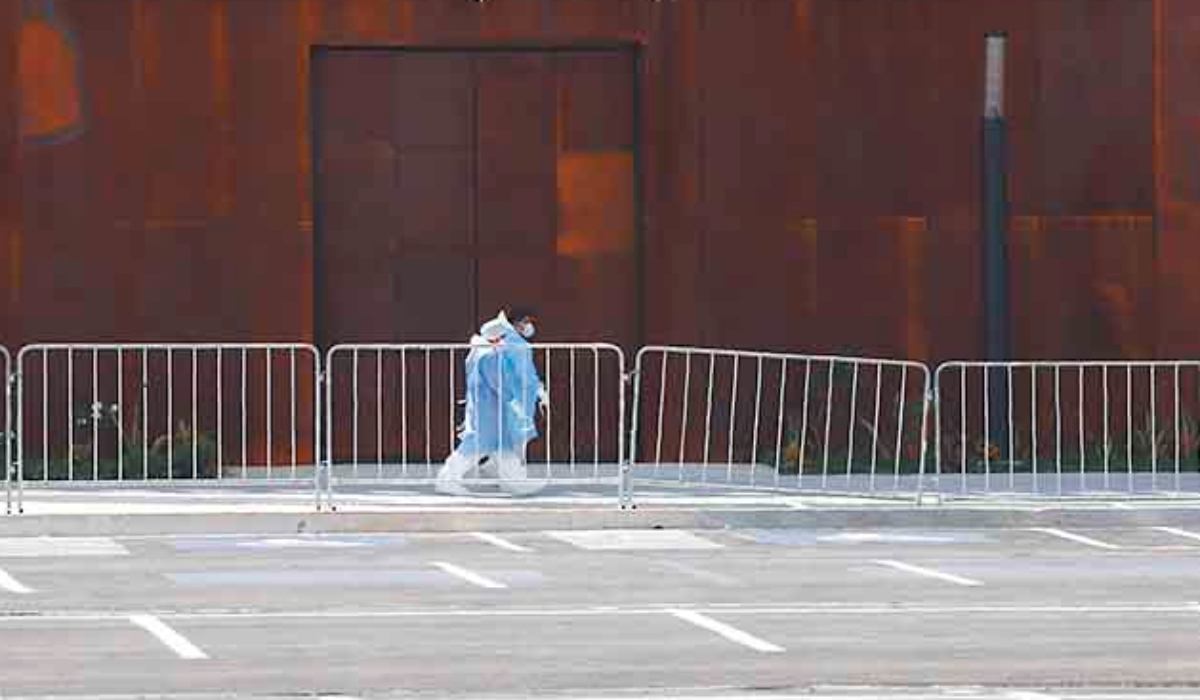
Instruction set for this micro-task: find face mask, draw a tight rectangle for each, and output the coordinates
[519,322,536,339]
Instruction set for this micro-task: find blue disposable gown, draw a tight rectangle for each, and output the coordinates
[456,328,542,456]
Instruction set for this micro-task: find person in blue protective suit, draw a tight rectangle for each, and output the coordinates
[435,307,548,496]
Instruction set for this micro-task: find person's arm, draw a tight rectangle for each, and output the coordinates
[477,350,503,394]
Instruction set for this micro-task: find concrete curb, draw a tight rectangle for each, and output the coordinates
[3,506,1200,536]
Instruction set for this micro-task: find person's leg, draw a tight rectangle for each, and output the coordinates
[496,449,544,497]
[436,449,476,496]
[477,454,500,480]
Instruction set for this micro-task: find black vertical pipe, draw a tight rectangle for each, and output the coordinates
[982,118,1009,365]
[983,33,1010,462]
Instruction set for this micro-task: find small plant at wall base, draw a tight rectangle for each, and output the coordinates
[759,400,927,477]
[935,412,1200,475]
[27,399,218,481]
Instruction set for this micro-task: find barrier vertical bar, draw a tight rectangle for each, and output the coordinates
[1030,365,1038,494]
[703,354,715,467]
[315,345,326,509]
[726,355,740,482]
[67,348,73,481]
[1174,365,1181,493]
[773,358,787,487]
[869,364,882,492]
[3,347,11,514]
[290,349,298,477]
[1006,364,1014,491]
[983,366,991,491]
[424,348,431,475]
[655,351,667,473]
[678,352,692,474]
[266,347,273,476]
[351,349,359,475]
[1078,366,1085,491]
[593,347,600,480]
[15,348,24,512]
[798,359,812,487]
[1054,364,1062,496]
[241,348,248,475]
[846,363,859,481]
[893,365,907,491]
[192,348,198,479]
[821,361,834,488]
[141,350,148,480]
[117,349,124,481]
[376,350,383,478]
[569,349,577,472]
[91,349,98,480]
[401,347,408,477]
[750,356,763,486]
[616,346,627,504]
[1126,365,1134,492]
[1150,365,1157,490]
[167,348,174,480]
[1103,365,1110,490]
[217,348,223,477]
[42,349,49,482]
[959,367,967,492]
[545,347,552,468]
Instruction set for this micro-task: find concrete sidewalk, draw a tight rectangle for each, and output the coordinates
[4,482,1200,535]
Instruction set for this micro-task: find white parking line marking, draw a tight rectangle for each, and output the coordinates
[129,614,208,659]
[874,560,983,587]
[1005,691,1061,700]
[546,530,723,550]
[0,537,129,557]
[432,561,508,589]
[1028,528,1121,550]
[1153,526,1200,543]
[470,532,533,552]
[0,568,34,594]
[667,609,784,653]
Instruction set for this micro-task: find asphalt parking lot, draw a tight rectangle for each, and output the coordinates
[0,524,1199,698]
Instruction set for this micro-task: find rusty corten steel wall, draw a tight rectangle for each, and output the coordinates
[2,0,1190,363]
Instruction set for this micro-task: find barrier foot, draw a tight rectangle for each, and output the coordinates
[618,464,636,510]
[916,477,943,507]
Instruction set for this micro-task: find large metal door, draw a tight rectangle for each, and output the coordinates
[313,48,639,349]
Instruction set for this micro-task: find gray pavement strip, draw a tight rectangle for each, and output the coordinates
[3,601,1200,622]
[734,529,995,546]
[165,534,409,551]
[164,569,546,588]
[5,689,1200,699]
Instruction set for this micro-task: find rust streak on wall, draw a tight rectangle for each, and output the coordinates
[209,0,233,219]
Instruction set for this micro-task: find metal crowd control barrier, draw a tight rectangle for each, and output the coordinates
[2,346,12,514]
[12,344,323,513]
[630,347,931,497]
[324,343,627,506]
[934,361,1200,496]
